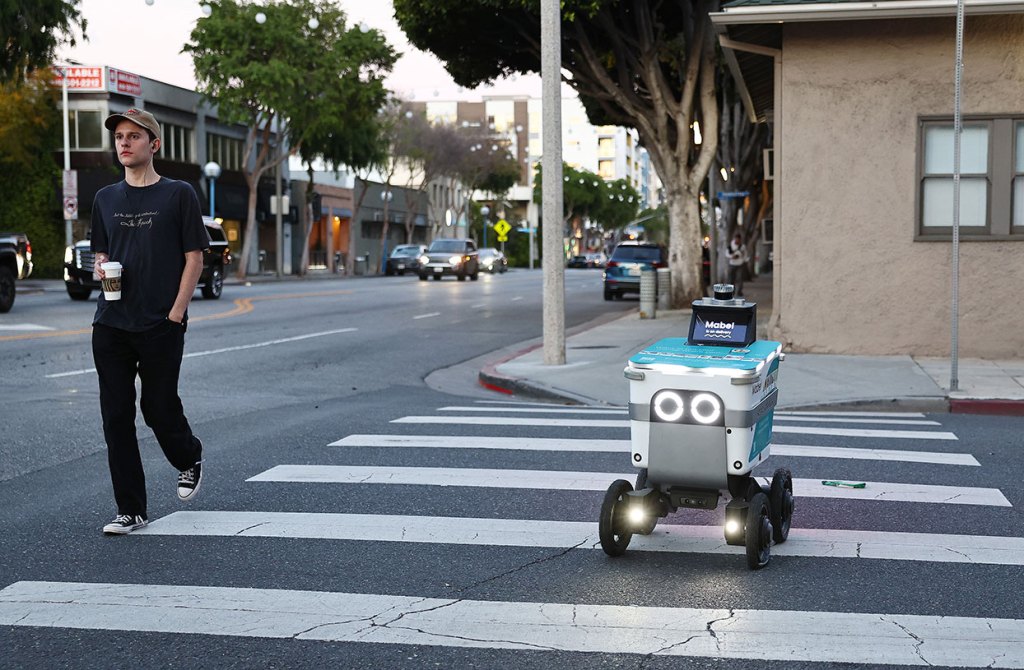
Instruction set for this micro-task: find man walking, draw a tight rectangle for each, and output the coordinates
[92,108,209,535]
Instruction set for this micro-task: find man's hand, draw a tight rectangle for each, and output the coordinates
[94,253,109,280]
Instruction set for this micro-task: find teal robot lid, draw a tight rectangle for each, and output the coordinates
[629,338,782,370]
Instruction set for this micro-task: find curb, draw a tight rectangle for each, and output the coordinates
[949,398,1024,416]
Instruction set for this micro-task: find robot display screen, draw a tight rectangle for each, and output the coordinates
[690,314,750,345]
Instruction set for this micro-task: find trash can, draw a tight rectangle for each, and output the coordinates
[354,255,368,275]
[656,267,671,310]
[639,267,656,319]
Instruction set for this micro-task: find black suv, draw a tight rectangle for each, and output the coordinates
[418,238,480,281]
[64,217,232,300]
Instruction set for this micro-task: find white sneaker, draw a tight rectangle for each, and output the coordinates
[103,514,147,535]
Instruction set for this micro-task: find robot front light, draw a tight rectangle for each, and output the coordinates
[690,393,722,424]
[628,506,647,525]
[724,519,741,535]
[652,390,685,422]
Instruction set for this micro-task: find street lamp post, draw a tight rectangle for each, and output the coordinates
[203,161,221,219]
[60,66,72,247]
[481,205,490,248]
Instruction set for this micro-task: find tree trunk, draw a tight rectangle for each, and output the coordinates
[236,175,260,278]
[665,181,703,307]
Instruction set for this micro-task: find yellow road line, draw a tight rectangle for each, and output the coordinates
[0,289,352,342]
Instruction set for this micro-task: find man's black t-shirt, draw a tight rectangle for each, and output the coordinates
[91,178,209,332]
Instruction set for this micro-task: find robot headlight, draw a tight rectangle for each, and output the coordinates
[651,390,685,422]
[649,389,724,426]
[690,393,722,425]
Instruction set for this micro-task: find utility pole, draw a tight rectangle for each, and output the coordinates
[541,0,565,365]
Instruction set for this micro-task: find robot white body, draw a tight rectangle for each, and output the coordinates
[598,285,793,569]
[626,337,782,491]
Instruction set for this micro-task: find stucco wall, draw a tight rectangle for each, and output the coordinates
[777,17,1024,357]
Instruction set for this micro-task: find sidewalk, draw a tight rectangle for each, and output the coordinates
[480,273,1024,415]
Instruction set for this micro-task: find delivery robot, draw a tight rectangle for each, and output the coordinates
[598,283,794,569]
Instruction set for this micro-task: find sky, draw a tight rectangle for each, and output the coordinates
[56,0,544,101]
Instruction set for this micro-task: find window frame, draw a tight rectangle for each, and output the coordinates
[916,115,1024,241]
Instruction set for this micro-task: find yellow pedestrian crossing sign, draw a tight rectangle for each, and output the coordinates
[494,219,511,242]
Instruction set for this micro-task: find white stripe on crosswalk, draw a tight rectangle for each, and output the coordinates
[439,405,628,415]
[2,581,1021,666]
[331,434,979,466]
[0,324,56,331]
[136,511,1024,566]
[776,411,926,418]
[773,416,940,426]
[247,465,1010,506]
[438,406,940,426]
[330,434,627,451]
[391,416,959,440]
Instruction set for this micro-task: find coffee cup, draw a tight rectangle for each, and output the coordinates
[100,261,123,301]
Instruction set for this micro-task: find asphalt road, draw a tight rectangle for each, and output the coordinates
[1,270,1023,669]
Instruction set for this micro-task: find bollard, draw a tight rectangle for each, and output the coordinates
[639,267,657,319]
[656,267,671,310]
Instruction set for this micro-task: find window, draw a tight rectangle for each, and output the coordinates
[598,137,614,157]
[66,110,103,149]
[206,133,245,171]
[1015,122,1024,231]
[598,159,614,179]
[161,122,193,163]
[918,117,1024,238]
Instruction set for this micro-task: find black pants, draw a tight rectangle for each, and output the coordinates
[729,264,746,297]
[92,321,202,518]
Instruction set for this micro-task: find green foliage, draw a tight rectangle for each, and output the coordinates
[0,72,62,277]
[185,0,396,170]
[532,163,639,228]
[185,0,397,275]
[0,0,85,83]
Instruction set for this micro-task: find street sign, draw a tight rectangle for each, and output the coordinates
[493,219,511,237]
[62,170,78,198]
[63,196,78,221]
[716,191,750,199]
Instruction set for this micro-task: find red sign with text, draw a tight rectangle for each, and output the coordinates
[52,66,142,96]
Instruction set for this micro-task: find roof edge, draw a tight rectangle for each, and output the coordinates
[712,0,1024,24]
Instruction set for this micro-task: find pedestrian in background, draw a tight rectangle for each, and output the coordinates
[727,232,748,297]
[91,108,209,535]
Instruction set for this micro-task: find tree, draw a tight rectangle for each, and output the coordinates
[532,164,638,255]
[1,1,85,83]
[0,72,62,276]
[185,0,396,277]
[712,75,770,281]
[394,0,720,306]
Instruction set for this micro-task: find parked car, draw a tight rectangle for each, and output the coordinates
[0,231,33,313]
[478,247,508,273]
[602,241,666,300]
[567,255,590,268]
[385,244,427,276]
[418,238,480,281]
[64,217,232,301]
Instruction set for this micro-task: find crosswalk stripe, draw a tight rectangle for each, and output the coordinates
[136,511,1024,566]
[776,411,927,418]
[2,581,1020,666]
[438,406,940,426]
[439,405,627,415]
[331,434,979,466]
[391,416,959,440]
[247,465,1010,506]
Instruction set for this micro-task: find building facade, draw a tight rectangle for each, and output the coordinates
[714,4,1024,358]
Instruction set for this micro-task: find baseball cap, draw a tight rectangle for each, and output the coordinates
[105,108,161,140]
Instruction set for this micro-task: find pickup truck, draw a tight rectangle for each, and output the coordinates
[0,232,33,312]
[63,217,231,301]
